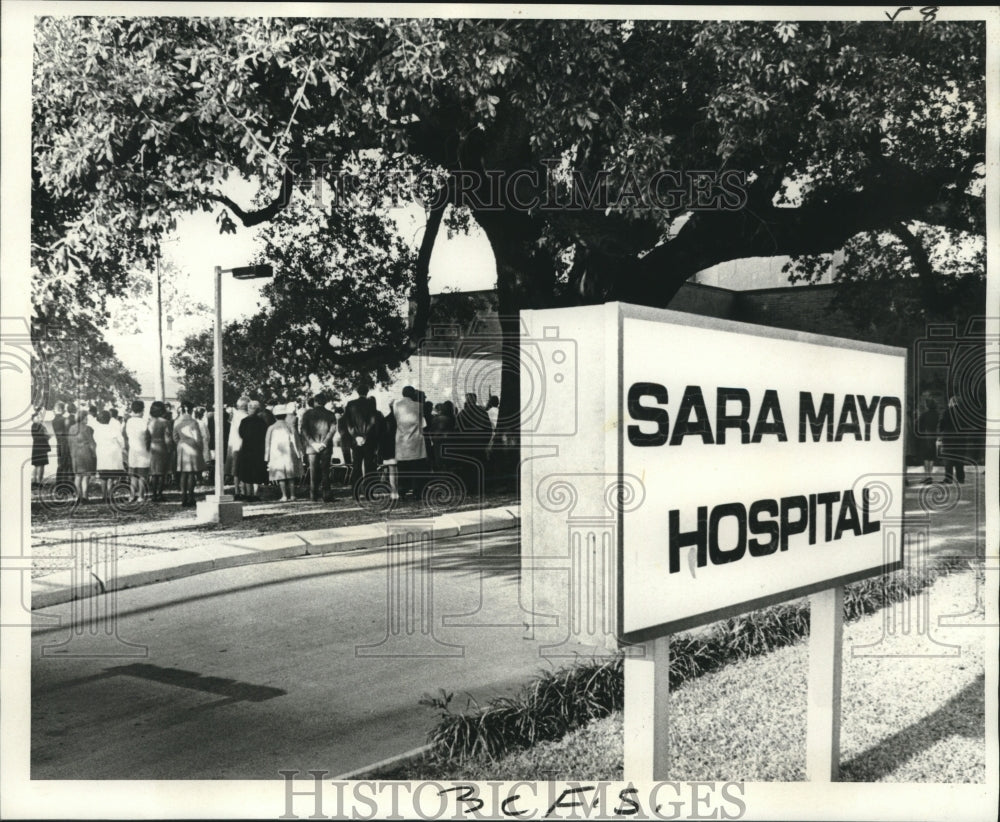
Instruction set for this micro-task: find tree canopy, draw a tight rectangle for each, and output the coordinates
[170,197,417,404]
[33,16,986,423]
[32,315,142,407]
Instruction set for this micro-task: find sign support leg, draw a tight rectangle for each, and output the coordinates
[623,635,670,781]
[806,585,844,781]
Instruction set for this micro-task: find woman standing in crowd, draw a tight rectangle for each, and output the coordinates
[238,400,268,501]
[937,395,966,485]
[457,393,491,495]
[163,403,177,491]
[194,406,212,480]
[69,408,97,503]
[124,400,151,502]
[31,408,51,487]
[428,401,457,474]
[173,403,205,507]
[394,386,428,500]
[228,395,249,499]
[265,403,303,502]
[93,409,126,502]
[381,398,399,501]
[53,401,75,479]
[916,395,939,482]
[147,401,170,502]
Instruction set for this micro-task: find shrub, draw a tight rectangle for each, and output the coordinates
[425,555,976,762]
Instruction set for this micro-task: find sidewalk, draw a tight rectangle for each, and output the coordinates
[31,504,522,609]
[29,466,986,612]
[30,483,518,576]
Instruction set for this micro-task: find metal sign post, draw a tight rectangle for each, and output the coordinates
[623,636,671,781]
[806,585,845,781]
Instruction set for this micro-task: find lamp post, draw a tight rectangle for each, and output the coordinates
[197,263,274,524]
[155,254,165,401]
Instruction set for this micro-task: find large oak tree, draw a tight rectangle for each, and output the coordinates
[32,16,986,436]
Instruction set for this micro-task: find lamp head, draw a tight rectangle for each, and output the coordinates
[230,264,274,280]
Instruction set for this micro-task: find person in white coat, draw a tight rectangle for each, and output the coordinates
[227,395,250,499]
[93,409,126,502]
[393,386,428,500]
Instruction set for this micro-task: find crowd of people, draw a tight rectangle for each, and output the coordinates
[914,393,971,485]
[30,387,506,508]
[30,386,976,510]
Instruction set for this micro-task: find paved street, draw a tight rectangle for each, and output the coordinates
[28,470,986,780]
[31,529,568,779]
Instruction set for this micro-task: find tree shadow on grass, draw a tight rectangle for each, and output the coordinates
[840,673,984,782]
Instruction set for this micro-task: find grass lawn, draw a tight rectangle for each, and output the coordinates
[392,568,986,782]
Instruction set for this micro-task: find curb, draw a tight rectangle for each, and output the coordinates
[332,744,435,780]
[31,506,520,611]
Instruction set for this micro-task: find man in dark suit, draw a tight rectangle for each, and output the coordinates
[338,388,382,489]
[456,393,492,495]
[300,392,338,501]
[937,395,967,484]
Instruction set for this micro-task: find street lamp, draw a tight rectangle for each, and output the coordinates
[197,263,274,525]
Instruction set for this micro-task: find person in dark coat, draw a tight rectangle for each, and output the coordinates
[69,409,97,502]
[429,401,458,475]
[31,408,51,486]
[456,393,492,495]
[916,396,939,482]
[300,392,338,502]
[52,401,73,479]
[339,388,383,489]
[147,401,171,502]
[237,400,269,499]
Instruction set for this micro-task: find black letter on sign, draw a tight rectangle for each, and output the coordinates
[752,389,787,443]
[716,387,751,444]
[878,397,902,441]
[816,491,841,543]
[857,395,880,440]
[748,499,779,556]
[670,386,714,445]
[779,495,809,551]
[669,507,707,573]
[709,503,747,565]
[627,382,669,446]
[862,487,882,534]
[835,395,863,441]
[834,490,863,540]
[799,392,834,442]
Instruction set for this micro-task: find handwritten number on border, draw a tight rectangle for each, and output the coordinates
[886,6,939,21]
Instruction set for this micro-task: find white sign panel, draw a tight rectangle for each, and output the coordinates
[619,308,907,639]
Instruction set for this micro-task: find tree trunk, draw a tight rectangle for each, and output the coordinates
[474,207,553,484]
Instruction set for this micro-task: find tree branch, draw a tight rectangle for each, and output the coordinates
[618,167,984,306]
[891,222,938,308]
[317,184,448,370]
[206,166,296,227]
[407,189,446,350]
